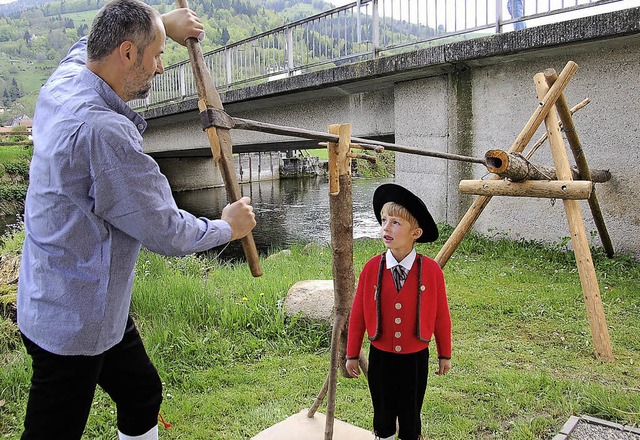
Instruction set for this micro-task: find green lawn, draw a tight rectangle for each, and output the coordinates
[1,226,638,439]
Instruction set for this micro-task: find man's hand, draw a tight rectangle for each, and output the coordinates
[161,8,204,45]
[221,196,256,241]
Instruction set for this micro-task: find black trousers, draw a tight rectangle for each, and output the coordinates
[20,316,162,439]
[368,345,429,440]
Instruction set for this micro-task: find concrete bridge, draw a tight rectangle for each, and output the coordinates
[141,7,640,256]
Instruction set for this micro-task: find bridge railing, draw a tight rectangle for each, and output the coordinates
[130,0,627,110]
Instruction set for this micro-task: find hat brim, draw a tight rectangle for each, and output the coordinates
[373,183,438,243]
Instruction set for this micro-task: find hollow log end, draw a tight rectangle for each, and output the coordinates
[485,149,509,174]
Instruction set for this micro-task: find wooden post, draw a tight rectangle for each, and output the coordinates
[459,179,593,199]
[544,69,615,258]
[176,0,262,277]
[534,74,614,361]
[307,125,356,440]
[436,61,579,268]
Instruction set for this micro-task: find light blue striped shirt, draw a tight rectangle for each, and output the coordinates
[18,38,231,356]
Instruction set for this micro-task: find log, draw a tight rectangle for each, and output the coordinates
[435,61,579,268]
[484,150,611,183]
[459,179,593,199]
[307,124,356,440]
[534,73,613,362]
[176,0,262,277]
[545,69,614,258]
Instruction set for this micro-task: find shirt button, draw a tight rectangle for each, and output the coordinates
[394,331,402,338]
[394,318,402,324]
[395,345,402,352]
[395,303,402,310]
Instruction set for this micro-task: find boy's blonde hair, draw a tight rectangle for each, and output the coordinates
[381,202,419,230]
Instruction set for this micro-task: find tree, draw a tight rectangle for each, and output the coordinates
[9,79,21,101]
[221,26,230,45]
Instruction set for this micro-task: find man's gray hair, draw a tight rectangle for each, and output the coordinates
[87,0,160,62]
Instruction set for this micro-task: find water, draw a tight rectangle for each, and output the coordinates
[174,176,392,259]
[0,177,391,257]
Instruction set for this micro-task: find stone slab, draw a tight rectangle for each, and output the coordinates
[251,410,372,440]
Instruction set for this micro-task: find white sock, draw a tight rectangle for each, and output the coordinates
[377,435,395,440]
[118,425,158,440]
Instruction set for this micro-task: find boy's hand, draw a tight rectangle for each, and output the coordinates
[345,359,360,378]
[162,8,204,45]
[435,358,451,375]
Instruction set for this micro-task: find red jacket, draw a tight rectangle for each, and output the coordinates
[346,253,452,359]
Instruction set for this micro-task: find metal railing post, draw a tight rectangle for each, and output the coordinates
[179,64,186,99]
[496,0,504,33]
[372,0,379,57]
[225,47,232,86]
[356,0,362,44]
[286,27,294,73]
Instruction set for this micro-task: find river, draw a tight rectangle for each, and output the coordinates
[0,177,391,258]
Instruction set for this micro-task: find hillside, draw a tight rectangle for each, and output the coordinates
[0,0,335,124]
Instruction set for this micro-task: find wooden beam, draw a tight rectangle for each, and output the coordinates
[534,73,613,362]
[459,179,593,199]
[545,69,615,258]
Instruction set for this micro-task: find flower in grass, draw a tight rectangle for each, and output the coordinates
[242,296,248,302]
[260,292,265,297]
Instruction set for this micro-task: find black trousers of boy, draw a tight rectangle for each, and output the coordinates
[20,316,162,439]
[368,345,429,440]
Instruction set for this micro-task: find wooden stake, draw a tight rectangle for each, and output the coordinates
[459,179,593,199]
[534,73,613,361]
[176,0,262,277]
[436,61,579,268]
[544,69,614,258]
[307,125,356,440]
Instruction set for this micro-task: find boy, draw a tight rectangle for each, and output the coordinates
[345,183,452,440]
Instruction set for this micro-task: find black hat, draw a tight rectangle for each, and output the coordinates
[373,183,438,243]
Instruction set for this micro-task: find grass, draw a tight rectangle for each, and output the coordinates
[0,225,639,439]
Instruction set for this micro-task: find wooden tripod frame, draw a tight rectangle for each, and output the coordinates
[309,60,614,440]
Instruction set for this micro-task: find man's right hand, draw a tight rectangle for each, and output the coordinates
[221,196,256,241]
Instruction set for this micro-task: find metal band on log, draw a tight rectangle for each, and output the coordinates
[485,150,611,183]
[459,179,593,199]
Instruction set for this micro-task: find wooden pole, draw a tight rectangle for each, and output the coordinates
[544,69,615,258]
[525,98,591,160]
[435,61,579,268]
[534,73,614,361]
[176,0,262,277]
[484,149,611,183]
[459,179,593,199]
[306,125,356,440]
[233,116,485,164]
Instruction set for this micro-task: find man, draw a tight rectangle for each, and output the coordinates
[17,1,256,439]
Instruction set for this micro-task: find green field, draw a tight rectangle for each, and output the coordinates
[1,223,638,439]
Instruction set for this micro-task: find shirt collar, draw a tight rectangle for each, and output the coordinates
[385,248,416,271]
[79,67,147,135]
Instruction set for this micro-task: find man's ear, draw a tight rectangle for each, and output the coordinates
[413,227,423,241]
[118,40,136,65]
